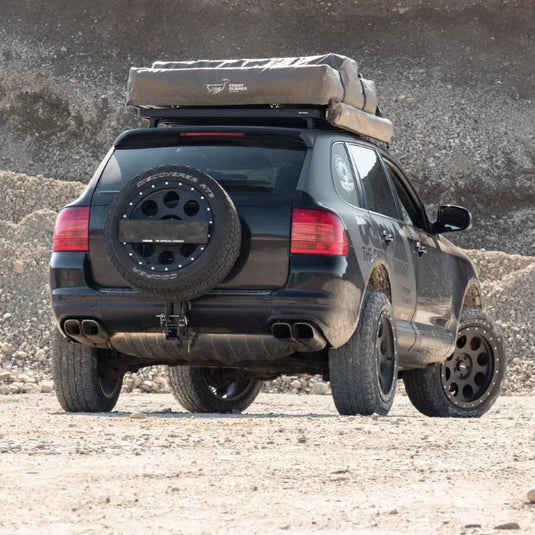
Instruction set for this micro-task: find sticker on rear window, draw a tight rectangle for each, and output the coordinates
[334,154,355,193]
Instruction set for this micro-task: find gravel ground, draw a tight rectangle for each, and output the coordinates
[0,392,534,534]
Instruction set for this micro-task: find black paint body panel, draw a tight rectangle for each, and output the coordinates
[50,126,479,373]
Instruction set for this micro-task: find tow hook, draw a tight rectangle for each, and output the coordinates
[157,302,196,351]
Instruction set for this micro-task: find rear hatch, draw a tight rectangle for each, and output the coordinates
[88,128,308,291]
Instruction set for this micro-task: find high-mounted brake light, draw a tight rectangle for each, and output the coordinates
[291,208,350,256]
[53,207,90,252]
[179,132,245,138]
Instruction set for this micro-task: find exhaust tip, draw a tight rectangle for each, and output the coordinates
[81,319,100,337]
[64,319,81,336]
[272,322,292,340]
[292,322,314,340]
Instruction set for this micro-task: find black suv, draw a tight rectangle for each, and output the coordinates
[50,107,506,417]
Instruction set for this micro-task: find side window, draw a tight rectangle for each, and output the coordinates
[331,142,360,206]
[384,163,427,230]
[348,145,398,219]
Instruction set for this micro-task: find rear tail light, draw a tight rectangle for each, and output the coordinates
[291,208,350,256]
[53,206,90,252]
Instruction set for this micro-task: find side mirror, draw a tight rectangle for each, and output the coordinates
[431,205,472,234]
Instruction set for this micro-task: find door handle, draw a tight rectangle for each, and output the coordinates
[381,231,394,245]
[414,243,427,256]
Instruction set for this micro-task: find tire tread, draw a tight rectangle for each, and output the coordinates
[51,333,122,413]
[329,291,397,416]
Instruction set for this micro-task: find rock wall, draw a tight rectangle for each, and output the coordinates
[1,0,534,253]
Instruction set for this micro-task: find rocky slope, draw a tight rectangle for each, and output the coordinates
[0,169,533,397]
[1,0,534,254]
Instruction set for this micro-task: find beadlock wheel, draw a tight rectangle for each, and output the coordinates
[403,307,506,418]
[440,325,500,410]
[104,165,241,301]
[120,178,214,273]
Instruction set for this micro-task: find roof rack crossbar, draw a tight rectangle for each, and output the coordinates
[137,106,328,128]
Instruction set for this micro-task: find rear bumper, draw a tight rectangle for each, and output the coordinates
[50,251,364,356]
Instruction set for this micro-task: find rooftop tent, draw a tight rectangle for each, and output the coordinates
[127,54,393,143]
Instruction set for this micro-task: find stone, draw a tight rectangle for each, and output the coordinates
[0,344,15,357]
[310,382,328,395]
[494,522,520,530]
[130,412,148,420]
[13,261,24,274]
[139,380,155,393]
[8,384,21,394]
[39,380,54,393]
[527,488,535,503]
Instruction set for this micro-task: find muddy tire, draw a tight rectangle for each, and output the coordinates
[403,308,506,417]
[51,332,123,412]
[168,366,262,413]
[104,165,241,301]
[329,291,398,416]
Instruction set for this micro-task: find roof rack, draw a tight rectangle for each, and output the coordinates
[137,106,330,129]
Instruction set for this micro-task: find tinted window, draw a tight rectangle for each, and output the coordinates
[385,163,427,230]
[348,145,398,219]
[331,142,359,206]
[95,136,306,205]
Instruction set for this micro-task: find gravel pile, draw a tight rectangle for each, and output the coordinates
[2,1,534,257]
[0,170,533,397]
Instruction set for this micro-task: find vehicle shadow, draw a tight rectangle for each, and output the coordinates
[50,410,341,419]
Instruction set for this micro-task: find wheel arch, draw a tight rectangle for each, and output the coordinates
[365,261,392,303]
[462,283,482,310]
[330,261,392,351]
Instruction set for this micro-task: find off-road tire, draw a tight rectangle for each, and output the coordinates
[51,332,123,412]
[329,291,398,416]
[403,307,506,417]
[168,366,262,413]
[104,165,241,301]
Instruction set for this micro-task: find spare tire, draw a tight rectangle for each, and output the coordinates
[104,165,241,301]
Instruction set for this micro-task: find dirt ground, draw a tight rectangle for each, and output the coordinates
[0,392,533,534]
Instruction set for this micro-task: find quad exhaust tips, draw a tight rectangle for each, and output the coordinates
[63,318,109,347]
[271,321,326,351]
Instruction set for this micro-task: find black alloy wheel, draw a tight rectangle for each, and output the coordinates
[376,314,396,400]
[201,368,258,402]
[441,325,496,409]
[120,181,213,274]
[403,307,506,417]
[168,365,262,413]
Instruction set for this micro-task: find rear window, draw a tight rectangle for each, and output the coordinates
[93,133,306,205]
